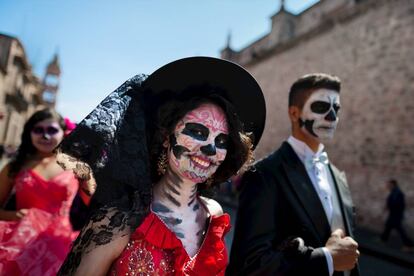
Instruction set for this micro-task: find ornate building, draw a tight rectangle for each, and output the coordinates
[222,0,414,232]
[42,54,61,107]
[0,33,60,150]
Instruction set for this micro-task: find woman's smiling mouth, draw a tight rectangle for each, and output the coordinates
[190,155,211,169]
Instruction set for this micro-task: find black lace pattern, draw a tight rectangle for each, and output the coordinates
[57,75,153,275]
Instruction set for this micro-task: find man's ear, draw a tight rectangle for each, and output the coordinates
[288,106,301,123]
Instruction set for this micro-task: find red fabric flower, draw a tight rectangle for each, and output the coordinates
[64,117,76,136]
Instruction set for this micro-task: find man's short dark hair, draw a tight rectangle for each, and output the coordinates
[388,179,398,187]
[288,73,341,108]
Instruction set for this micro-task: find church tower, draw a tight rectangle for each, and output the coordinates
[42,53,61,107]
[220,31,235,61]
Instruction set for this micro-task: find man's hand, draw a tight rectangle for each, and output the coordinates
[325,229,359,271]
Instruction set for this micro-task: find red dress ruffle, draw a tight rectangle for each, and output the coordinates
[110,211,231,275]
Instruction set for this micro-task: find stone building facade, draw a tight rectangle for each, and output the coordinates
[0,34,60,151]
[221,0,414,233]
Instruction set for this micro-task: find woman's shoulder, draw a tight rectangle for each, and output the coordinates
[0,162,11,175]
[59,207,132,275]
[0,162,15,185]
[198,196,223,216]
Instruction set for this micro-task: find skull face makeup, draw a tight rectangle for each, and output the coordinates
[300,89,340,140]
[168,103,229,184]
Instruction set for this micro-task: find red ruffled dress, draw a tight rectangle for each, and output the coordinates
[0,169,79,276]
[110,211,231,276]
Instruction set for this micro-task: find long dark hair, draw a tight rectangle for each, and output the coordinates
[8,108,66,177]
[145,84,254,188]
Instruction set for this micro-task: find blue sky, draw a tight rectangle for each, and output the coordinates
[0,0,318,121]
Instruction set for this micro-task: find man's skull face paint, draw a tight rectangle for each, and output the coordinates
[300,89,340,140]
[169,103,229,184]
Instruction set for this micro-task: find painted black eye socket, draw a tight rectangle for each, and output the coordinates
[215,134,229,149]
[32,126,60,135]
[310,101,331,114]
[333,104,341,113]
[182,123,209,141]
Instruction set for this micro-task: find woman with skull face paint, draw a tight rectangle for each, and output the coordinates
[56,57,266,276]
[0,108,95,275]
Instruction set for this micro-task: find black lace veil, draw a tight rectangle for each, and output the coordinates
[57,75,153,274]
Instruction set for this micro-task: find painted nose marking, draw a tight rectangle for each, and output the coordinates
[325,109,336,121]
[200,144,216,156]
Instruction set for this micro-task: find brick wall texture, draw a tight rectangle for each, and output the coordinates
[235,0,414,233]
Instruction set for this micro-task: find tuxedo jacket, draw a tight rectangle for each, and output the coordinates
[227,142,360,276]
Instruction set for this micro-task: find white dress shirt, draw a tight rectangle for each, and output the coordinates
[287,136,347,276]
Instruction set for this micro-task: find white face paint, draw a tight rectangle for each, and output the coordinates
[300,89,340,140]
[169,103,229,184]
[30,119,65,154]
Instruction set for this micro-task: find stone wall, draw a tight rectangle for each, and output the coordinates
[224,0,414,233]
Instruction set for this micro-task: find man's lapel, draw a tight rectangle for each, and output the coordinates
[279,142,331,243]
[329,164,355,236]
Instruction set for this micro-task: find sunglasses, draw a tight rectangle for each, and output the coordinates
[31,126,61,136]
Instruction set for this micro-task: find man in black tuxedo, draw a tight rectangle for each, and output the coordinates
[227,73,360,276]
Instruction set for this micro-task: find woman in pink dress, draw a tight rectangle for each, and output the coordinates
[56,57,266,275]
[0,109,92,275]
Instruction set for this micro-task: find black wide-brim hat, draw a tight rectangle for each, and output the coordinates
[142,56,266,148]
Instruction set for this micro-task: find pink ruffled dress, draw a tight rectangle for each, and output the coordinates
[0,169,79,275]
